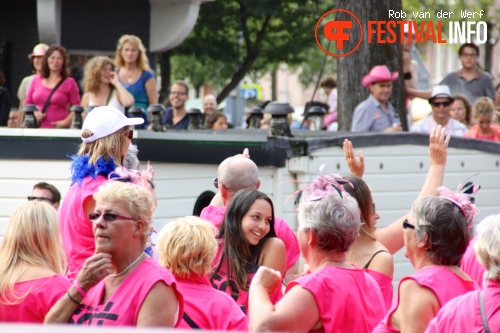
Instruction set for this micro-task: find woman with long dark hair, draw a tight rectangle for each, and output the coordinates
[211,189,286,314]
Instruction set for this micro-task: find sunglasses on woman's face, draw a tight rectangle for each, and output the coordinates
[402,219,415,229]
[126,130,133,140]
[88,212,135,223]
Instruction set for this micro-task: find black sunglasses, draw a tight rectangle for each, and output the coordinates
[431,101,453,108]
[126,130,133,140]
[402,219,415,229]
[88,212,135,223]
[27,196,53,203]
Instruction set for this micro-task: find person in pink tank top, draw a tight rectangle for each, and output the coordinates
[211,189,286,315]
[0,201,70,323]
[461,235,486,288]
[200,150,300,284]
[249,173,385,332]
[373,178,480,333]
[158,216,248,331]
[426,214,500,333]
[46,181,183,327]
[58,106,144,281]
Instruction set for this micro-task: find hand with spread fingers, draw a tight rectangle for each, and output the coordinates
[429,125,450,166]
[343,139,365,178]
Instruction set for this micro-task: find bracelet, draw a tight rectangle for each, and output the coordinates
[67,290,82,306]
[147,179,156,189]
[73,280,87,298]
[404,72,412,80]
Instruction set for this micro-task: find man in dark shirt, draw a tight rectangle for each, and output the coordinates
[162,80,190,129]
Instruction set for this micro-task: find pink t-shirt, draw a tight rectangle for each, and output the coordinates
[366,269,393,311]
[59,175,108,281]
[25,75,80,128]
[211,242,282,314]
[176,275,248,331]
[287,265,385,333]
[70,258,183,326]
[461,235,486,288]
[200,205,300,271]
[373,266,478,333]
[0,275,70,323]
[426,280,500,333]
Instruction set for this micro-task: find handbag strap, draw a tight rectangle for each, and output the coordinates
[41,77,67,113]
[479,291,491,333]
[106,87,114,105]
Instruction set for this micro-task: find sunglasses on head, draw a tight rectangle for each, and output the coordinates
[88,212,135,223]
[27,196,54,203]
[431,101,453,108]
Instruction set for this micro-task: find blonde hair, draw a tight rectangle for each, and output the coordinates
[93,181,154,247]
[0,201,66,305]
[474,214,500,281]
[158,217,217,278]
[472,97,495,118]
[115,35,151,71]
[83,56,115,94]
[78,126,130,165]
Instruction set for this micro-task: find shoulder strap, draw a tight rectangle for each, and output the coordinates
[106,87,115,105]
[363,250,390,269]
[183,313,200,329]
[41,77,67,113]
[479,291,491,333]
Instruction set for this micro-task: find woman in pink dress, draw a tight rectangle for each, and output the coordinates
[0,201,70,322]
[25,44,80,128]
[373,181,479,333]
[426,214,500,333]
[46,181,182,327]
[248,174,385,332]
[158,216,248,331]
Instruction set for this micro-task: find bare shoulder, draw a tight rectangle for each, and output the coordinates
[259,237,286,274]
[367,250,394,278]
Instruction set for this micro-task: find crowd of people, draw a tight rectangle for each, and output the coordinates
[0,98,498,332]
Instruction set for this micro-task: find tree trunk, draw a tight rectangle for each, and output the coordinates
[336,0,406,131]
[271,67,278,101]
[158,51,172,104]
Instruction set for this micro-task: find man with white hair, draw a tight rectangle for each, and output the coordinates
[201,151,300,283]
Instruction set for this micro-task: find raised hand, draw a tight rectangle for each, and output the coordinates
[76,253,113,293]
[250,266,282,294]
[429,125,450,166]
[343,139,365,178]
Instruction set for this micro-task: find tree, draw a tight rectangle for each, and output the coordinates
[336,0,405,131]
[170,0,331,103]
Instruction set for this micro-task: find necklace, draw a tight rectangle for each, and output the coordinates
[108,252,145,278]
[127,69,136,83]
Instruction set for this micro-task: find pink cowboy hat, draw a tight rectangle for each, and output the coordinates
[361,65,399,88]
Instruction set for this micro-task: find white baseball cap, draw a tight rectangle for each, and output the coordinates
[81,106,144,143]
[428,85,454,102]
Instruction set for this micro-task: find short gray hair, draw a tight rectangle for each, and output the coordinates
[298,192,361,253]
[219,156,259,193]
[474,214,500,281]
[412,196,469,266]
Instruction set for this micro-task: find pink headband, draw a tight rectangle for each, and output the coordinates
[437,181,480,228]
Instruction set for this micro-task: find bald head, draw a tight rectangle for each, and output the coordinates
[203,95,218,116]
[218,156,259,196]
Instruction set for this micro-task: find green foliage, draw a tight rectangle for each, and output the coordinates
[169,0,332,99]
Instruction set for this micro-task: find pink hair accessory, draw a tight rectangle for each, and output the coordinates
[437,181,480,228]
[289,164,352,205]
[108,166,154,189]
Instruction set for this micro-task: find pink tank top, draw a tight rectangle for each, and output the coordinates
[176,275,248,331]
[200,205,300,271]
[461,236,485,288]
[211,242,282,314]
[70,258,183,326]
[0,275,70,323]
[288,265,385,333]
[426,280,500,333]
[59,175,108,281]
[366,269,393,311]
[373,266,478,333]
